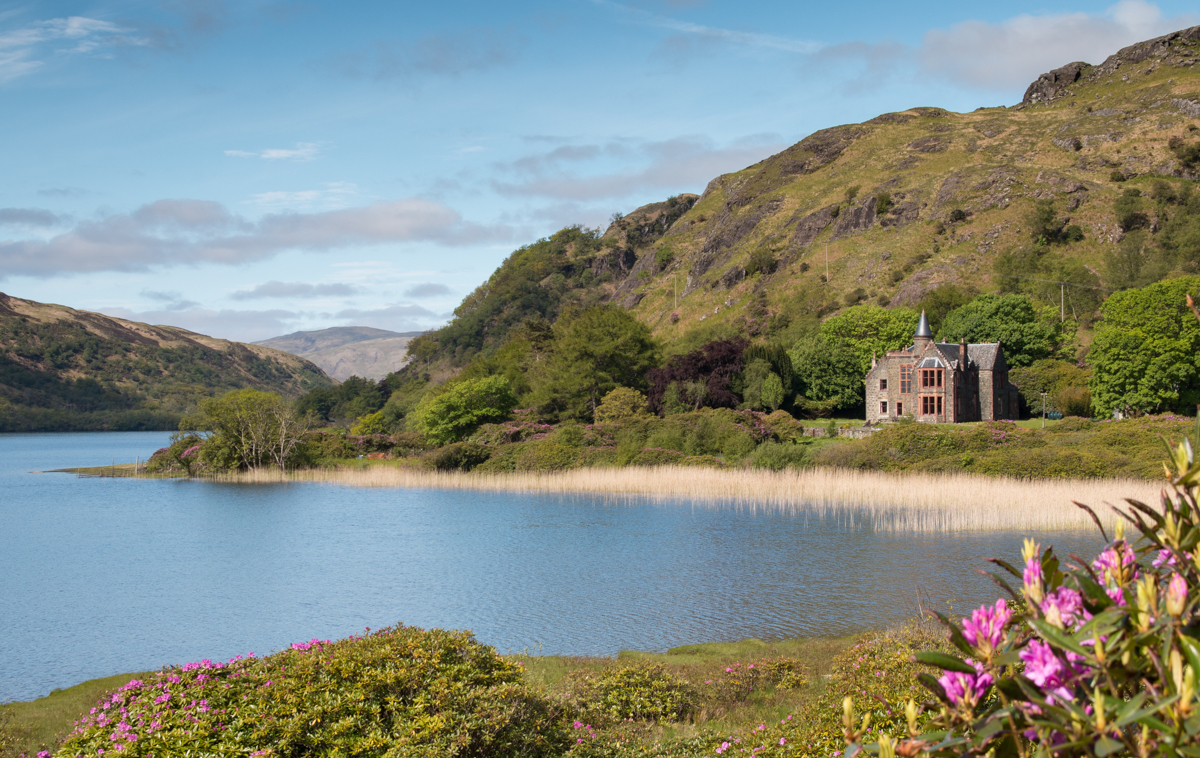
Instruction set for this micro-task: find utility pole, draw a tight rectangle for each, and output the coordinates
[825,242,829,283]
[674,274,677,310]
[1061,284,1065,323]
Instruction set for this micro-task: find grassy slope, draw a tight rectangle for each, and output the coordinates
[0,292,333,431]
[631,44,1200,342]
[403,30,1200,384]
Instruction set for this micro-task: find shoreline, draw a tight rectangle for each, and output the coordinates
[58,462,1167,533]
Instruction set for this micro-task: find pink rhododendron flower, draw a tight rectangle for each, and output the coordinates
[1040,586,1089,629]
[938,659,993,707]
[962,599,1012,655]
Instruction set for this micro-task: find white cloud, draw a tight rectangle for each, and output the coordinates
[917,0,1197,90]
[0,208,64,227]
[225,142,320,161]
[491,134,785,200]
[246,182,359,211]
[0,16,145,82]
[231,281,363,300]
[0,197,517,279]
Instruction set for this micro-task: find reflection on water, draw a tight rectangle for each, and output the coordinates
[0,432,1106,702]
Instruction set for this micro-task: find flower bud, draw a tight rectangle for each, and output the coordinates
[1022,538,1040,564]
[1168,573,1188,618]
[1136,575,1157,632]
[1093,686,1106,732]
[843,696,854,733]
[1114,519,1126,543]
[878,734,895,758]
[905,700,919,736]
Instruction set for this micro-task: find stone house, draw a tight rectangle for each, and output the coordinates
[864,312,1020,423]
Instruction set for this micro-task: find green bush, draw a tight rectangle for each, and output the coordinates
[410,375,519,445]
[630,447,686,466]
[57,625,569,758]
[748,441,809,471]
[762,409,805,442]
[516,441,580,471]
[875,193,893,215]
[564,662,696,724]
[424,441,493,471]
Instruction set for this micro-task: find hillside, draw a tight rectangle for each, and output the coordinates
[256,327,422,381]
[405,26,1200,376]
[0,293,333,432]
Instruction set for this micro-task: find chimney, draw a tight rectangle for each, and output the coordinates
[914,310,933,350]
[960,336,969,370]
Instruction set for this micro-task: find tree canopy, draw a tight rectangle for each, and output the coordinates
[819,305,920,376]
[532,305,661,422]
[937,294,1058,367]
[1089,276,1200,417]
[409,375,519,445]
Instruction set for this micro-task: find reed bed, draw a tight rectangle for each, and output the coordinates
[209,465,1167,533]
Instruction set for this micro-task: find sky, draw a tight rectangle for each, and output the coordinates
[1,0,1198,342]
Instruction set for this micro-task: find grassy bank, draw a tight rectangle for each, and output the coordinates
[1,626,950,758]
[210,464,1158,532]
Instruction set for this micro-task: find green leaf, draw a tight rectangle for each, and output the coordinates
[1027,618,1089,656]
[1095,736,1125,757]
[914,651,977,674]
[1181,635,1200,677]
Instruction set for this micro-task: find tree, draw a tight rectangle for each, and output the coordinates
[593,387,652,424]
[646,338,748,415]
[937,294,1058,367]
[1089,276,1200,417]
[532,305,661,422]
[820,305,920,376]
[740,359,785,411]
[409,375,518,445]
[916,285,974,336]
[788,334,864,413]
[185,389,311,470]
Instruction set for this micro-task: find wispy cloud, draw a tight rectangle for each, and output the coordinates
[231,281,363,300]
[138,289,200,311]
[593,0,820,54]
[333,303,447,331]
[491,134,784,200]
[329,26,524,79]
[403,282,452,298]
[0,16,146,82]
[0,197,518,279]
[225,142,321,161]
[245,182,359,211]
[0,207,65,227]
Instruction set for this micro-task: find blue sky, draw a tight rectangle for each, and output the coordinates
[1,0,1197,341]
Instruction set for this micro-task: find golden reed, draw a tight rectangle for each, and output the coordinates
[211,465,1166,533]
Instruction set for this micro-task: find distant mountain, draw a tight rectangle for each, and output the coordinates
[256,326,424,381]
[0,293,333,432]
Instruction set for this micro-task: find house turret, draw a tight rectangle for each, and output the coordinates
[914,311,933,349]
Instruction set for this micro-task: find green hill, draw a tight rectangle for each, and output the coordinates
[0,293,333,432]
[406,26,1200,378]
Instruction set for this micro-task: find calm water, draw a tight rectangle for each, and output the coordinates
[0,432,1106,703]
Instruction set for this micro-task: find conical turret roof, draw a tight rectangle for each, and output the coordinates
[915,311,933,339]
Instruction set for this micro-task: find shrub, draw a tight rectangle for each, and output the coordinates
[593,387,652,424]
[424,441,493,471]
[869,438,1200,757]
[655,246,675,270]
[1110,169,1127,182]
[349,410,388,435]
[630,447,687,466]
[57,626,569,758]
[875,193,893,215]
[748,441,809,470]
[516,440,579,471]
[144,433,205,475]
[762,409,805,443]
[564,662,696,724]
[1063,223,1084,242]
[948,208,968,223]
[746,248,778,276]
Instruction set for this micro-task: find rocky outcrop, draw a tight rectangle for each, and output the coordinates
[908,136,948,153]
[831,197,877,240]
[1023,62,1089,105]
[785,204,837,250]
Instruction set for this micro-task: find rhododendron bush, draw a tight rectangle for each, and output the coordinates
[55,625,568,757]
[846,433,1200,758]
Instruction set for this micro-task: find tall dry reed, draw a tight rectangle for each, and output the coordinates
[210,466,1165,533]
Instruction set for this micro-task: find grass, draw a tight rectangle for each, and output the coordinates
[0,671,154,757]
[204,464,1160,532]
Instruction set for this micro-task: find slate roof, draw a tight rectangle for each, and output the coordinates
[967,343,1002,370]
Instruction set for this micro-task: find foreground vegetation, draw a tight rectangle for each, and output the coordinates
[0,625,951,758]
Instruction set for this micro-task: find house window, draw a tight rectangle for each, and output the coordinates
[880,401,888,415]
[920,369,944,388]
[896,401,903,416]
[900,365,913,393]
[920,396,944,415]
[879,378,888,391]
